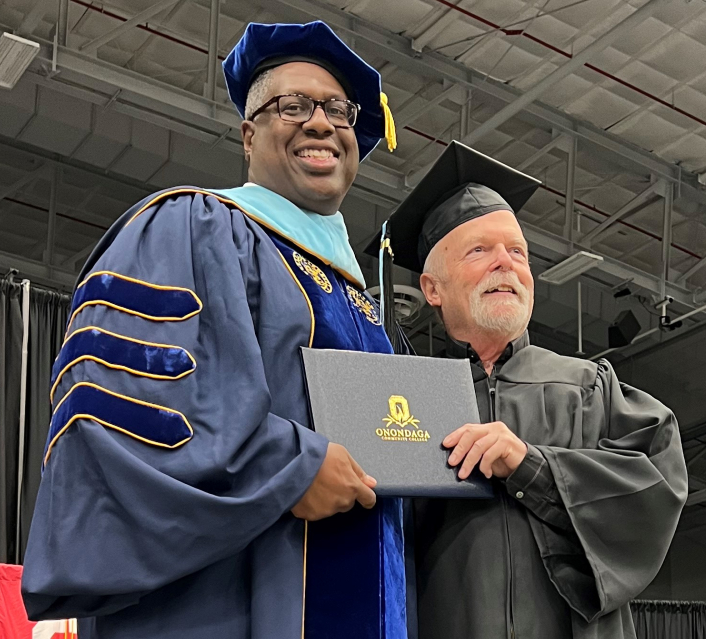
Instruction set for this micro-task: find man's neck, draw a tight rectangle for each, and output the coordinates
[471,337,509,376]
[450,329,519,376]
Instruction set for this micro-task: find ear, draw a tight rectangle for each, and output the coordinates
[241,121,255,161]
[419,272,442,308]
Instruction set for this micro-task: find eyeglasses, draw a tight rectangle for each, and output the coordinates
[250,94,360,128]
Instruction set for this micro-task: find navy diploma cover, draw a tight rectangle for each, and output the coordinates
[301,348,493,498]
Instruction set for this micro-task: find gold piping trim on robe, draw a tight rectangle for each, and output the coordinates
[66,270,203,336]
[45,381,194,466]
[51,325,197,403]
[270,249,315,639]
[274,250,316,349]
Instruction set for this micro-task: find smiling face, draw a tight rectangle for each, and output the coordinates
[240,62,359,215]
[420,209,534,344]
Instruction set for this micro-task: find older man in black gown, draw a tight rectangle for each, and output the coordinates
[379,142,687,639]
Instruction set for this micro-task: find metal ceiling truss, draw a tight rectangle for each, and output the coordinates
[409,0,671,183]
[79,0,181,55]
[0,0,705,321]
[582,180,669,247]
[258,0,706,205]
[16,0,50,37]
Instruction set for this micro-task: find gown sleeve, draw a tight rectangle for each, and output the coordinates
[527,359,687,622]
[505,443,574,532]
[21,191,329,620]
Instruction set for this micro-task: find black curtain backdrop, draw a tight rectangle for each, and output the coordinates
[0,280,70,564]
[0,280,23,564]
[631,601,706,639]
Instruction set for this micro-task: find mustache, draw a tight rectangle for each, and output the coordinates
[474,271,529,302]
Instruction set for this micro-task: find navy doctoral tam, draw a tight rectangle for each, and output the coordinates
[223,21,395,159]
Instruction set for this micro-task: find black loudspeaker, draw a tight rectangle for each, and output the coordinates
[608,310,641,348]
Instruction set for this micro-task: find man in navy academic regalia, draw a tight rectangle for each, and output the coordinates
[22,21,407,639]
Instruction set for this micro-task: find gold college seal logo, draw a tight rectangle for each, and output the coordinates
[346,285,381,325]
[293,252,332,293]
[377,395,430,442]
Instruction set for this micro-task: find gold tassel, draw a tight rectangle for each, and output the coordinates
[380,92,397,152]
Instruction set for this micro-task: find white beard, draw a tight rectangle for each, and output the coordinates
[468,271,532,338]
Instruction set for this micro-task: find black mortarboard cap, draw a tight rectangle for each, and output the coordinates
[366,141,541,273]
[366,141,540,352]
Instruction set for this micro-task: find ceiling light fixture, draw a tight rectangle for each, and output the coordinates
[0,33,40,90]
[538,251,604,285]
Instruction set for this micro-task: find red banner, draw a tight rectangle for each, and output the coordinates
[0,564,77,638]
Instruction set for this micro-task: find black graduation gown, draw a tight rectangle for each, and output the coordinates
[412,334,687,639]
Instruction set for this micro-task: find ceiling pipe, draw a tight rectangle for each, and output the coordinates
[410,0,671,183]
[431,0,706,129]
[36,0,704,264]
[68,0,706,130]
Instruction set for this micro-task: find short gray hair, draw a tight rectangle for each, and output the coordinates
[244,70,274,120]
[422,242,447,281]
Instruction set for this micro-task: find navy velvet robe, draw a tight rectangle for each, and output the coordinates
[21,188,405,639]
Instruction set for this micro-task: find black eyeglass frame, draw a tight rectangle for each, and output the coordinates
[249,94,361,128]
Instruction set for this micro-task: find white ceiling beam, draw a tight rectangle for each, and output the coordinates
[344,0,373,12]
[395,85,459,129]
[398,120,456,173]
[80,0,182,55]
[0,164,45,201]
[62,241,96,270]
[47,0,703,208]
[393,80,436,116]
[508,8,621,92]
[69,3,94,36]
[0,137,152,213]
[677,256,706,286]
[16,0,50,37]
[409,0,671,185]
[244,0,706,206]
[560,4,706,129]
[582,181,665,247]
[204,0,219,100]
[516,134,569,171]
[453,0,550,67]
[125,0,191,69]
[618,218,690,262]
[583,196,662,248]
[0,248,75,288]
[24,41,404,205]
[536,204,566,227]
[223,9,269,53]
[412,6,460,53]
[61,183,103,224]
[404,5,446,39]
[8,13,705,292]
[57,0,68,46]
